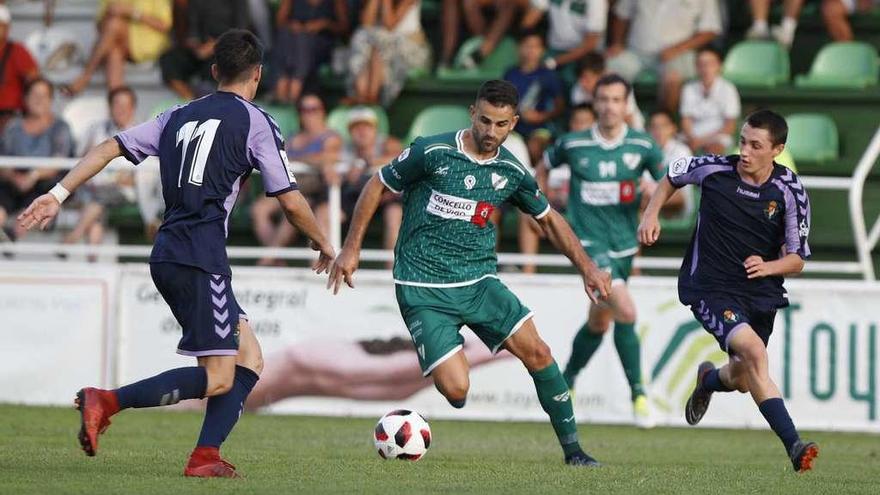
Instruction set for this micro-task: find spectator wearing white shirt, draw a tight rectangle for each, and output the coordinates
[529,0,607,79]
[644,110,690,219]
[606,0,721,113]
[679,47,740,156]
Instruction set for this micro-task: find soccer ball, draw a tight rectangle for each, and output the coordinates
[373,409,431,461]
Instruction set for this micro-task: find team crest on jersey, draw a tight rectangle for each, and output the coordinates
[491,172,508,190]
[623,153,641,170]
[764,200,779,220]
[670,157,689,176]
[723,310,738,324]
[464,175,476,190]
[397,147,410,162]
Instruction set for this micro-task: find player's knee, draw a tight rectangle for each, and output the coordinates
[738,345,768,373]
[205,373,234,396]
[437,380,469,405]
[523,341,554,371]
[615,307,637,325]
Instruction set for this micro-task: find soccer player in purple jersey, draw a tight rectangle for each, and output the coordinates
[18,30,335,478]
[638,109,819,472]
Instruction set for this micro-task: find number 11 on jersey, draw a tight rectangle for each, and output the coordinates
[176,119,221,187]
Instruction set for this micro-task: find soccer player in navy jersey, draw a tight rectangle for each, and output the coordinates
[18,30,335,478]
[638,109,819,472]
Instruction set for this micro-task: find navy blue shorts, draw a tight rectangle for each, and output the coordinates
[690,295,777,356]
[150,262,247,357]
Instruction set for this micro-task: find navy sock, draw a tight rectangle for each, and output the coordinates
[115,367,207,410]
[701,369,733,393]
[197,366,259,448]
[758,398,800,453]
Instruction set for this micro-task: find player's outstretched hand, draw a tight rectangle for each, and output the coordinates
[744,255,772,279]
[310,240,336,275]
[637,215,661,246]
[17,194,60,231]
[583,265,611,304]
[327,247,359,295]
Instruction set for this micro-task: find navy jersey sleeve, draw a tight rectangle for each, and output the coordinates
[667,154,735,188]
[245,104,298,197]
[772,171,812,259]
[114,107,177,164]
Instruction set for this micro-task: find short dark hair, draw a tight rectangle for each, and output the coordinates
[476,79,519,109]
[649,109,674,122]
[571,102,594,115]
[214,29,263,83]
[697,46,723,61]
[24,77,53,98]
[593,73,631,99]
[296,92,326,111]
[107,85,137,106]
[516,28,545,44]
[577,51,606,76]
[745,109,788,146]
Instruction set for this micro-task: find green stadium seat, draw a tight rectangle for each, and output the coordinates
[436,36,517,82]
[327,105,390,141]
[795,42,879,89]
[258,104,300,138]
[784,113,839,164]
[722,41,790,88]
[405,105,472,144]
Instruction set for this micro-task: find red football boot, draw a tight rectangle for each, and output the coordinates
[74,387,119,456]
[183,446,242,478]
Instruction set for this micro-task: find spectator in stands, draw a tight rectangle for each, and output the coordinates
[61,86,139,254]
[607,0,721,113]
[529,0,607,82]
[822,0,880,41]
[61,0,173,97]
[273,0,348,104]
[568,102,595,132]
[0,78,73,240]
[644,109,690,219]
[444,0,543,70]
[340,107,403,253]
[160,0,249,99]
[346,0,430,106]
[503,30,564,165]
[679,47,740,156]
[746,0,804,48]
[0,4,39,131]
[570,52,645,130]
[251,93,341,265]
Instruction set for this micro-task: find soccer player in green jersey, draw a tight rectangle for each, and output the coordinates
[538,74,666,429]
[329,80,612,466]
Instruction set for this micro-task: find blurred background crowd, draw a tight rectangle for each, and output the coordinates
[0,0,877,269]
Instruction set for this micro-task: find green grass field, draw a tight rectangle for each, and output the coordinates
[1,404,877,494]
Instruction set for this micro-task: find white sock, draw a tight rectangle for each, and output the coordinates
[751,19,769,35]
[780,16,798,36]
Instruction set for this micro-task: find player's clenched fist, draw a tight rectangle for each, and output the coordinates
[328,247,359,294]
[637,215,661,246]
[18,194,61,231]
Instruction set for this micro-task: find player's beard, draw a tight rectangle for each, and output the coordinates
[474,130,504,154]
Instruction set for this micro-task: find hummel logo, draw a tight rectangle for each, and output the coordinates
[434,166,450,176]
[553,391,571,402]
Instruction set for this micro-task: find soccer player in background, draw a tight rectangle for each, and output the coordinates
[18,30,335,478]
[328,80,612,467]
[538,74,665,429]
[638,109,819,472]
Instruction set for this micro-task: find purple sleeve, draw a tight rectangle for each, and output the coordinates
[667,155,734,187]
[244,104,298,197]
[114,108,174,164]
[773,173,812,259]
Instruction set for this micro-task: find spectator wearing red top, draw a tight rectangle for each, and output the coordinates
[0,4,40,130]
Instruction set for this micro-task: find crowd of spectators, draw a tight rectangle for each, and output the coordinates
[0,0,876,264]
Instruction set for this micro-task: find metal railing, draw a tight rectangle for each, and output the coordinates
[2,128,879,278]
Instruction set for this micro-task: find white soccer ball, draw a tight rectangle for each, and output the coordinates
[373,409,431,461]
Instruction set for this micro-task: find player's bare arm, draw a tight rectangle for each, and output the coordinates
[536,208,610,303]
[744,253,805,279]
[638,176,677,246]
[18,138,122,231]
[328,173,386,293]
[275,190,336,274]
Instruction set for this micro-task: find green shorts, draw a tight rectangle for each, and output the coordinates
[395,276,534,376]
[584,241,636,284]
